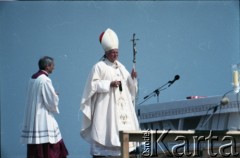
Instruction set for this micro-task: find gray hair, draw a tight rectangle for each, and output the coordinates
[38,56,54,70]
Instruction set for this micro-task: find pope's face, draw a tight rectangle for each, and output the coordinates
[105,49,118,63]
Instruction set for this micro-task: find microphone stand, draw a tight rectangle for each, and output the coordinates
[198,90,232,130]
[138,81,170,106]
[199,105,218,129]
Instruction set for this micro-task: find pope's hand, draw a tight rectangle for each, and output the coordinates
[131,69,137,79]
[110,80,121,87]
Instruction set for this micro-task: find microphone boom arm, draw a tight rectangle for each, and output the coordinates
[138,75,180,106]
[138,81,171,105]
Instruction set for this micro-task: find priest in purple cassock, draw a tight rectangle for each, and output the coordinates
[80,28,140,157]
[21,56,68,158]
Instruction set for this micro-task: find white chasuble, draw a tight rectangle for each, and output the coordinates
[80,59,139,156]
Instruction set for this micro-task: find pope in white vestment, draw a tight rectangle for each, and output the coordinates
[80,28,140,156]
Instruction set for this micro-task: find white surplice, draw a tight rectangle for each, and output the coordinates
[21,73,62,144]
[80,59,140,156]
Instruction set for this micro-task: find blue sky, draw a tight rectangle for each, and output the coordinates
[1,1,239,157]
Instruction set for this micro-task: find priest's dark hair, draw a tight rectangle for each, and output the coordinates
[38,56,54,70]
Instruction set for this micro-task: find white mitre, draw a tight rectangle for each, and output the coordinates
[99,28,119,52]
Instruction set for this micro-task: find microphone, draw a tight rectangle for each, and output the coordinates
[211,97,230,112]
[200,97,230,129]
[220,97,229,106]
[119,81,122,92]
[168,75,180,87]
[140,75,180,105]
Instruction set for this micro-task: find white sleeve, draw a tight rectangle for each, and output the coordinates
[128,77,138,101]
[41,79,59,113]
[91,63,111,93]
